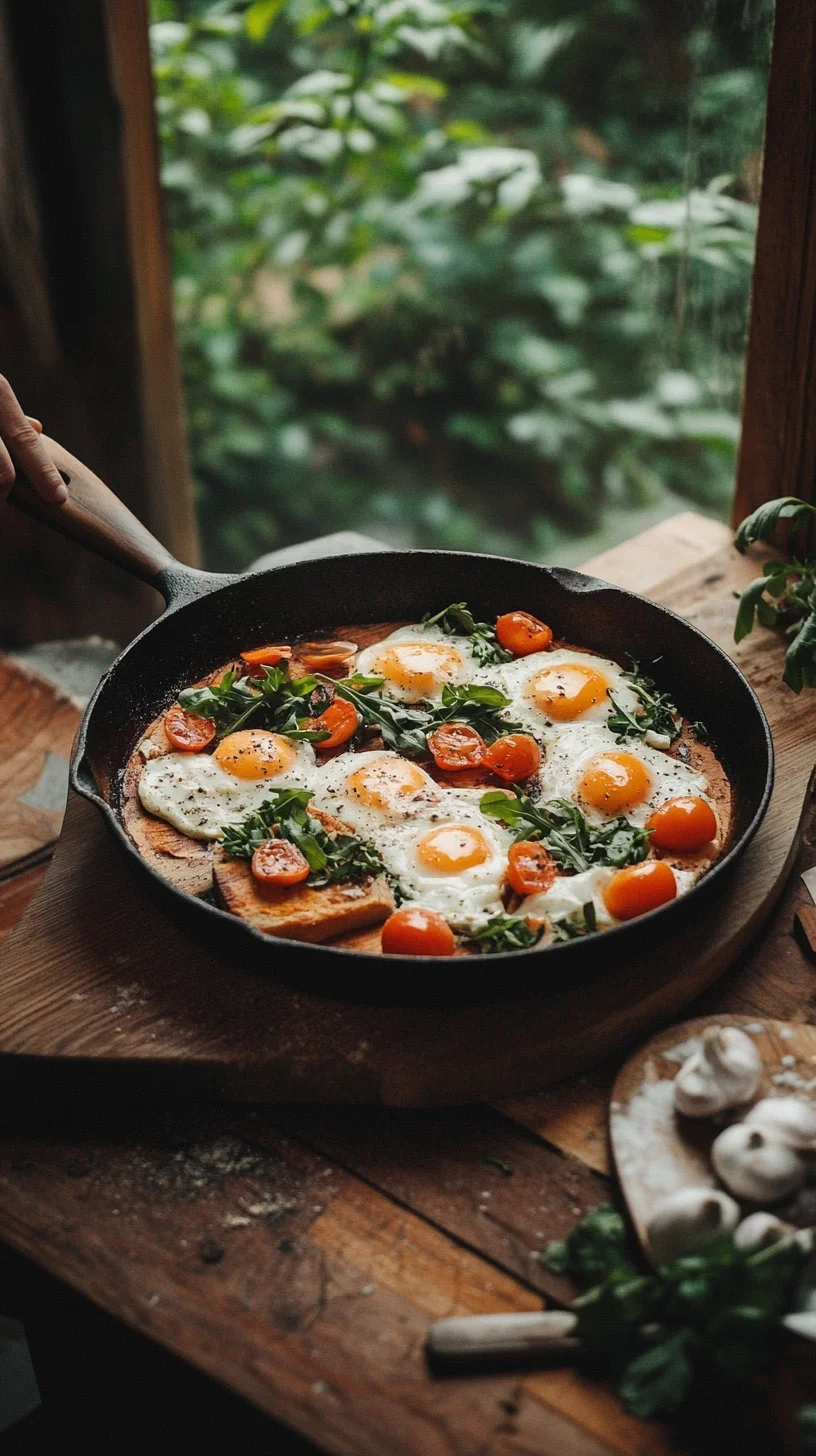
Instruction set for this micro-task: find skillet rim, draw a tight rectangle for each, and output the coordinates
[69,548,774,971]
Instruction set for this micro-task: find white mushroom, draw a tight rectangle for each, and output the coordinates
[647,1186,740,1266]
[673,1025,763,1118]
[711,1123,807,1203]
[733,1211,793,1251]
[743,1097,816,1150]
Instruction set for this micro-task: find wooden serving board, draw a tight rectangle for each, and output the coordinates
[610,1014,816,1251]
[0,529,814,1105]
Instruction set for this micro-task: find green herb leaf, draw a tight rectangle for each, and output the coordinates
[607,666,679,743]
[618,1329,696,1419]
[551,901,598,941]
[734,496,816,553]
[480,791,650,872]
[421,601,512,666]
[734,574,774,643]
[330,675,431,758]
[541,1204,636,1287]
[220,788,391,889]
[426,682,522,744]
[784,610,816,693]
[459,914,544,954]
[177,665,330,741]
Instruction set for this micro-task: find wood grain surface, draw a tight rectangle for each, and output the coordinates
[2,511,816,1456]
[0,523,812,1104]
[0,656,81,873]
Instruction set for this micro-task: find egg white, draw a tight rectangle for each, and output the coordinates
[520,862,701,931]
[310,749,442,836]
[355,624,480,703]
[535,722,710,827]
[138,739,317,840]
[488,647,641,741]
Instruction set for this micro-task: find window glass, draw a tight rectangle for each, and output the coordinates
[150,0,772,568]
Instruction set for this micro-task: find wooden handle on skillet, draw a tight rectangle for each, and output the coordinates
[8,434,178,588]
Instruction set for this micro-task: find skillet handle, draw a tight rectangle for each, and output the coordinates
[7,434,212,598]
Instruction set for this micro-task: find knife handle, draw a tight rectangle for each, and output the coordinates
[427,1310,580,1369]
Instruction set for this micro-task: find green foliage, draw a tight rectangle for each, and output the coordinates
[479,789,651,870]
[733,496,816,691]
[177,662,329,736]
[541,1205,810,1421]
[150,0,770,568]
[220,786,389,885]
[459,912,544,952]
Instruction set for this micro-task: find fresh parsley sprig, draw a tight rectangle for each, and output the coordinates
[480,791,651,872]
[734,496,816,693]
[178,666,329,742]
[607,667,679,744]
[220,788,387,889]
[459,914,544,954]
[421,601,511,666]
[542,1205,811,1421]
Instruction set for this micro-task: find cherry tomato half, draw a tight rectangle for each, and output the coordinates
[427,722,487,771]
[164,705,216,752]
[241,644,292,677]
[646,796,717,853]
[380,906,456,957]
[251,838,311,887]
[308,698,359,749]
[603,860,677,921]
[484,733,541,782]
[506,841,558,896]
[495,611,553,657]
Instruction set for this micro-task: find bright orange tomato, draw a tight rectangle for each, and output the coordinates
[484,733,541,782]
[603,860,677,921]
[164,705,216,752]
[647,796,717,853]
[240,644,292,676]
[308,698,359,749]
[506,841,558,896]
[251,838,311,886]
[427,722,487,771]
[495,611,553,656]
[380,906,456,957]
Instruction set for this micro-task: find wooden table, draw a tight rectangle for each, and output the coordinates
[1,511,815,1456]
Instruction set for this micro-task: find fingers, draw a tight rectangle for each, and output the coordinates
[0,377,67,505]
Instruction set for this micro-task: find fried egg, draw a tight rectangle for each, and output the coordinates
[354,625,479,703]
[491,648,640,738]
[520,863,700,930]
[138,731,316,839]
[536,722,710,827]
[311,751,513,922]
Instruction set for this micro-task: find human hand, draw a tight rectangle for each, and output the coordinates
[0,376,68,505]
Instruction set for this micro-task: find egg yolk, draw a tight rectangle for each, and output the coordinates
[374,642,463,697]
[347,755,431,814]
[579,751,652,814]
[416,824,491,874]
[213,730,297,780]
[531,663,609,721]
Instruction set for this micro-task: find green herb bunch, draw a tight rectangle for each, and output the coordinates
[551,903,598,941]
[607,667,679,744]
[543,1205,810,1420]
[220,788,389,889]
[480,791,651,872]
[178,665,329,741]
[421,602,512,666]
[734,496,816,692]
[329,676,520,759]
[459,914,544,954]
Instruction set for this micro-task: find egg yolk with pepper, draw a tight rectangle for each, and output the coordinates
[531,663,609,722]
[416,824,492,874]
[579,751,652,814]
[373,641,464,699]
[347,755,431,815]
[213,730,297,780]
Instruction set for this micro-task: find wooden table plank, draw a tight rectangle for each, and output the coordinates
[0,510,803,1456]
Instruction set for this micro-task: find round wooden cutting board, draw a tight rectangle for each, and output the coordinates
[0,537,813,1106]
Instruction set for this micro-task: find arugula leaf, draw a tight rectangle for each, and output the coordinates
[459,914,544,954]
[607,666,679,743]
[178,665,329,741]
[421,601,512,666]
[551,901,598,941]
[480,791,651,872]
[330,675,431,758]
[426,682,522,743]
[220,788,390,889]
[734,496,816,553]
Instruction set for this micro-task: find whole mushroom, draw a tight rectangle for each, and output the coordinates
[647,1186,740,1265]
[673,1025,762,1118]
[743,1097,816,1150]
[711,1122,807,1203]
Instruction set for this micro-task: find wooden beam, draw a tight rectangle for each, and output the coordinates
[103,0,199,567]
[734,0,816,523]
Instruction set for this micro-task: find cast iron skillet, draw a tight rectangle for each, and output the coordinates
[10,439,773,987]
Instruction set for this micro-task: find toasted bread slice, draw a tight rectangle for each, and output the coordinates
[212,806,395,942]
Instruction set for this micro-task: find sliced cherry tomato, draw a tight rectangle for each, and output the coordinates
[308,698,359,749]
[646,796,717,853]
[240,644,292,676]
[164,705,216,752]
[427,722,487,771]
[603,860,676,921]
[251,838,311,887]
[297,639,357,670]
[495,611,553,657]
[506,841,558,896]
[381,906,456,957]
[484,733,541,782]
